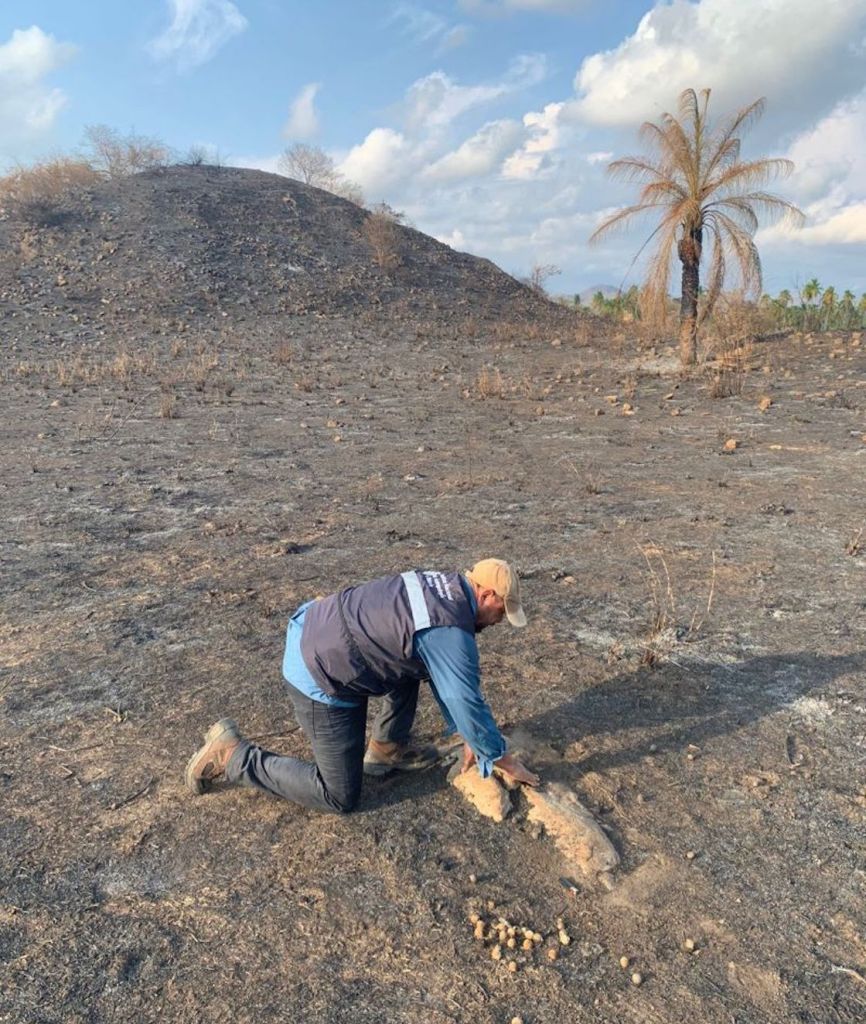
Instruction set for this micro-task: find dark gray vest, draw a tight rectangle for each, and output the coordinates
[300,570,476,698]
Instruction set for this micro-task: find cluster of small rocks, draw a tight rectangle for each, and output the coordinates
[469,908,572,972]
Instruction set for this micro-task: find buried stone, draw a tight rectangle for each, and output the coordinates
[448,763,512,822]
[525,783,620,889]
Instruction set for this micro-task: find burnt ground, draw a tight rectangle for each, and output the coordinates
[1,312,865,1024]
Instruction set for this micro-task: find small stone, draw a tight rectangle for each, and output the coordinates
[758,396,772,411]
[685,850,696,861]
[469,873,477,884]
[333,434,342,443]
[469,912,480,924]
[532,932,542,944]
[723,438,738,452]
[491,944,502,961]
[547,947,559,961]
[474,921,485,940]
[631,972,643,986]
[619,956,630,969]
[683,938,696,952]
[559,931,571,946]
[507,938,516,949]
[522,938,533,951]
[510,1018,524,1024]
[507,961,519,973]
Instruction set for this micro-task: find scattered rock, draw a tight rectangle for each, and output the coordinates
[723,438,738,452]
[758,396,773,411]
[525,783,620,886]
[631,972,643,986]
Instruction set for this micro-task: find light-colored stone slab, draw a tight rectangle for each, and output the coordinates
[448,764,512,822]
[525,782,620,887]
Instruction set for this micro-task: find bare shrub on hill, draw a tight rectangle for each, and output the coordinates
[83,124,172,178]
[528,263,561,296]
[279,143,364,205]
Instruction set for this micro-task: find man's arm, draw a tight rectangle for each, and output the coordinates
[414,626,538,784]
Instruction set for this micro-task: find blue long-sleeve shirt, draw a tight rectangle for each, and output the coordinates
[282,578,506,776]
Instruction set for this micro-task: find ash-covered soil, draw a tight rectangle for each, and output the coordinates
[1,308,864,1024]
[0,165,556,323]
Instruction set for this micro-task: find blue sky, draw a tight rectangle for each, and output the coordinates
[3,1,866,297]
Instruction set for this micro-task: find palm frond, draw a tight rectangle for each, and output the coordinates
[709,210,763,298]
[640,220,680,324]
[699,229,726,323]
[704,97,766,180]
[706,158,795,195]
[606,156,671,184]
[589,202,668,244]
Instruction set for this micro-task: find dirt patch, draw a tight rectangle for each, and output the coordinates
[1,313,865,1024]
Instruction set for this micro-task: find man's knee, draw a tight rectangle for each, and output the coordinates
[325,791,360,814]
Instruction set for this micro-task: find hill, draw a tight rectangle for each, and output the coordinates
[0,165,557,326]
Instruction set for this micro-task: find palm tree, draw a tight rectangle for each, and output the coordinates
[840,289,856,330]
[801,278,821,303]
[590,88,803,365]
[821,286,837,330]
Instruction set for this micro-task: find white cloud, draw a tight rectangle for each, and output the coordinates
[425,119,525,181]
[0,26,77,152]
[338,128,410,191]
[389,4,470,51]
[585,150,612,165]
[502,100,565,178]
[149,0,247,71]
[758,89,866,247]
[404,55,545,132]
[283,82,320,140]
[572,0,866,131]
[436,227,466,249]
[767,203,866,245]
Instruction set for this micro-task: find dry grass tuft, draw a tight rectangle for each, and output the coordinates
[475,366,506,399]
[637,544,717,667]
[363,209,402,270]
[159,391,178,420]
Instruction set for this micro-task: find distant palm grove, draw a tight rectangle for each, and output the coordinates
[578,282,866,333]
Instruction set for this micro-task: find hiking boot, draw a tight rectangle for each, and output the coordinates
[363,738,441,776]
[185,718,244,795]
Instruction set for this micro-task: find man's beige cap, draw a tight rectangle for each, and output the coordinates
[466,558,527,627]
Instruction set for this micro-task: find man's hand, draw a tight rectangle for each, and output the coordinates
[460,743,540,787]
[494,752,540,787]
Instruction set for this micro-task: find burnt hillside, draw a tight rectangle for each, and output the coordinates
[0,165,556,326]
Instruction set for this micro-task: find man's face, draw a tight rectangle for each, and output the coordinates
[475,589,506,631]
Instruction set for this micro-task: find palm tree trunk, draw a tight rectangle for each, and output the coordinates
[678,231,701,366]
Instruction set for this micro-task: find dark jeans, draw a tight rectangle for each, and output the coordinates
[225,682,420,814]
